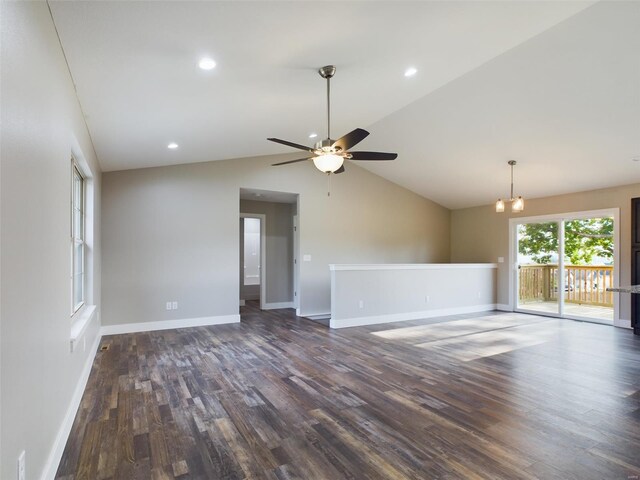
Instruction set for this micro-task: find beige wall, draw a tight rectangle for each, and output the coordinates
[1,3,102,480]
[451,183,640,324]
[102,155,450,325]
[240,200,295,305]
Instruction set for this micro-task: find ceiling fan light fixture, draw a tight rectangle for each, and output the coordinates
[312,153,344,173]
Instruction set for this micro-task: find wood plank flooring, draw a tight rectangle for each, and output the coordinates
[56,303,640,479]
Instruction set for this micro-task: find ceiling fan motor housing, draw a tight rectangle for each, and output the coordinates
[315,138,336,150]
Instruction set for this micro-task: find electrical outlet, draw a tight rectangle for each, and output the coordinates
[172,301,178,310]
[358,300,364,309]
[478,292,482,299]
[425,295,430,303]
[166,302,172,310]
[498,256,505,263]
[18,450,25,480]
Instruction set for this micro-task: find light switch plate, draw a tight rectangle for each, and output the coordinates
[303,254,312,262]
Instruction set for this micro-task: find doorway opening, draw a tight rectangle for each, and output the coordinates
[239,188,299,312]
[511,209,619,325]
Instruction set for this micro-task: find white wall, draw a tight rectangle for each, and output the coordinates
[451,183,640,325]
[330,264,497,328]
[102,156,451,326]
[1,3,102,480]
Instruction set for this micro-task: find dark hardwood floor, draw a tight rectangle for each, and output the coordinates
[56,303,640,479]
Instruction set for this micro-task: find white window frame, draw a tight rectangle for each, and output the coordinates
[71,160,85,314]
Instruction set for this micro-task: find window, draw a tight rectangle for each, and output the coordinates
[71,162,85,313]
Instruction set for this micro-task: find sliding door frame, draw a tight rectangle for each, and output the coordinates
[508,208,620,325]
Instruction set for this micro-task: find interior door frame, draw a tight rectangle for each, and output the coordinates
[240,213,266,310]
[293,214,300,310]
[508,208,620,325]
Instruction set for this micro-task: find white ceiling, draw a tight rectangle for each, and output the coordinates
[49,1,640,209]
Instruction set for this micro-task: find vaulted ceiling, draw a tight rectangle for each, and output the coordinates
[49,1,640,209]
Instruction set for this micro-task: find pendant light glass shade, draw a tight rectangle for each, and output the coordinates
[512,196,524,212]
[313,154,344,173]
[495,199,505,213]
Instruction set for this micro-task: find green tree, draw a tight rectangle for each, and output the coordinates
[518,218,613,265]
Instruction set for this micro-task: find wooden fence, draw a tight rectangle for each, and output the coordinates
[519,264,614,307]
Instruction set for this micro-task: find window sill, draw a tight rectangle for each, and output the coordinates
[70,304,97,352]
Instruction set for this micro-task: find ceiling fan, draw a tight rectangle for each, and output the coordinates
[268,65,397,174]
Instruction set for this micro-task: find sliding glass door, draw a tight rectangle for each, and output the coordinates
[517,222,560,316]
[562,217,614,322]
[514,211,616,324]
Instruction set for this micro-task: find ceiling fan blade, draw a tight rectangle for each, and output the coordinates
[267,138,315,152]
[334,165,345,174]
[332,128,369,151]
[272,157,312,166]
[349,151,398,161]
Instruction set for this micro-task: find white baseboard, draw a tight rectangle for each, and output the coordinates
[496,303,512,312]
[614,317,632,329]
[262,301,294,310]
[330,304,497,329]
[100,314,240,336]
[300,312,331,320]
[41,328,102,480]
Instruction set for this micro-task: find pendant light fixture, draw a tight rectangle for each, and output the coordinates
[496,160,524,213]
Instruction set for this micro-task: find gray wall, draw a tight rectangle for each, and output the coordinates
[102,155,451,325]
[451,183,640,324]
[240,200,294,304]
[1,3,102,479]
[331,264,497,328]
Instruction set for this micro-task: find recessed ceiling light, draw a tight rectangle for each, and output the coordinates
[198,57,217,70]
[309,133,318,139]
[404,67,418,77]
[167,142,179,149]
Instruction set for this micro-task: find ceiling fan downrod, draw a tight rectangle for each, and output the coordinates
[319,65,336,141]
